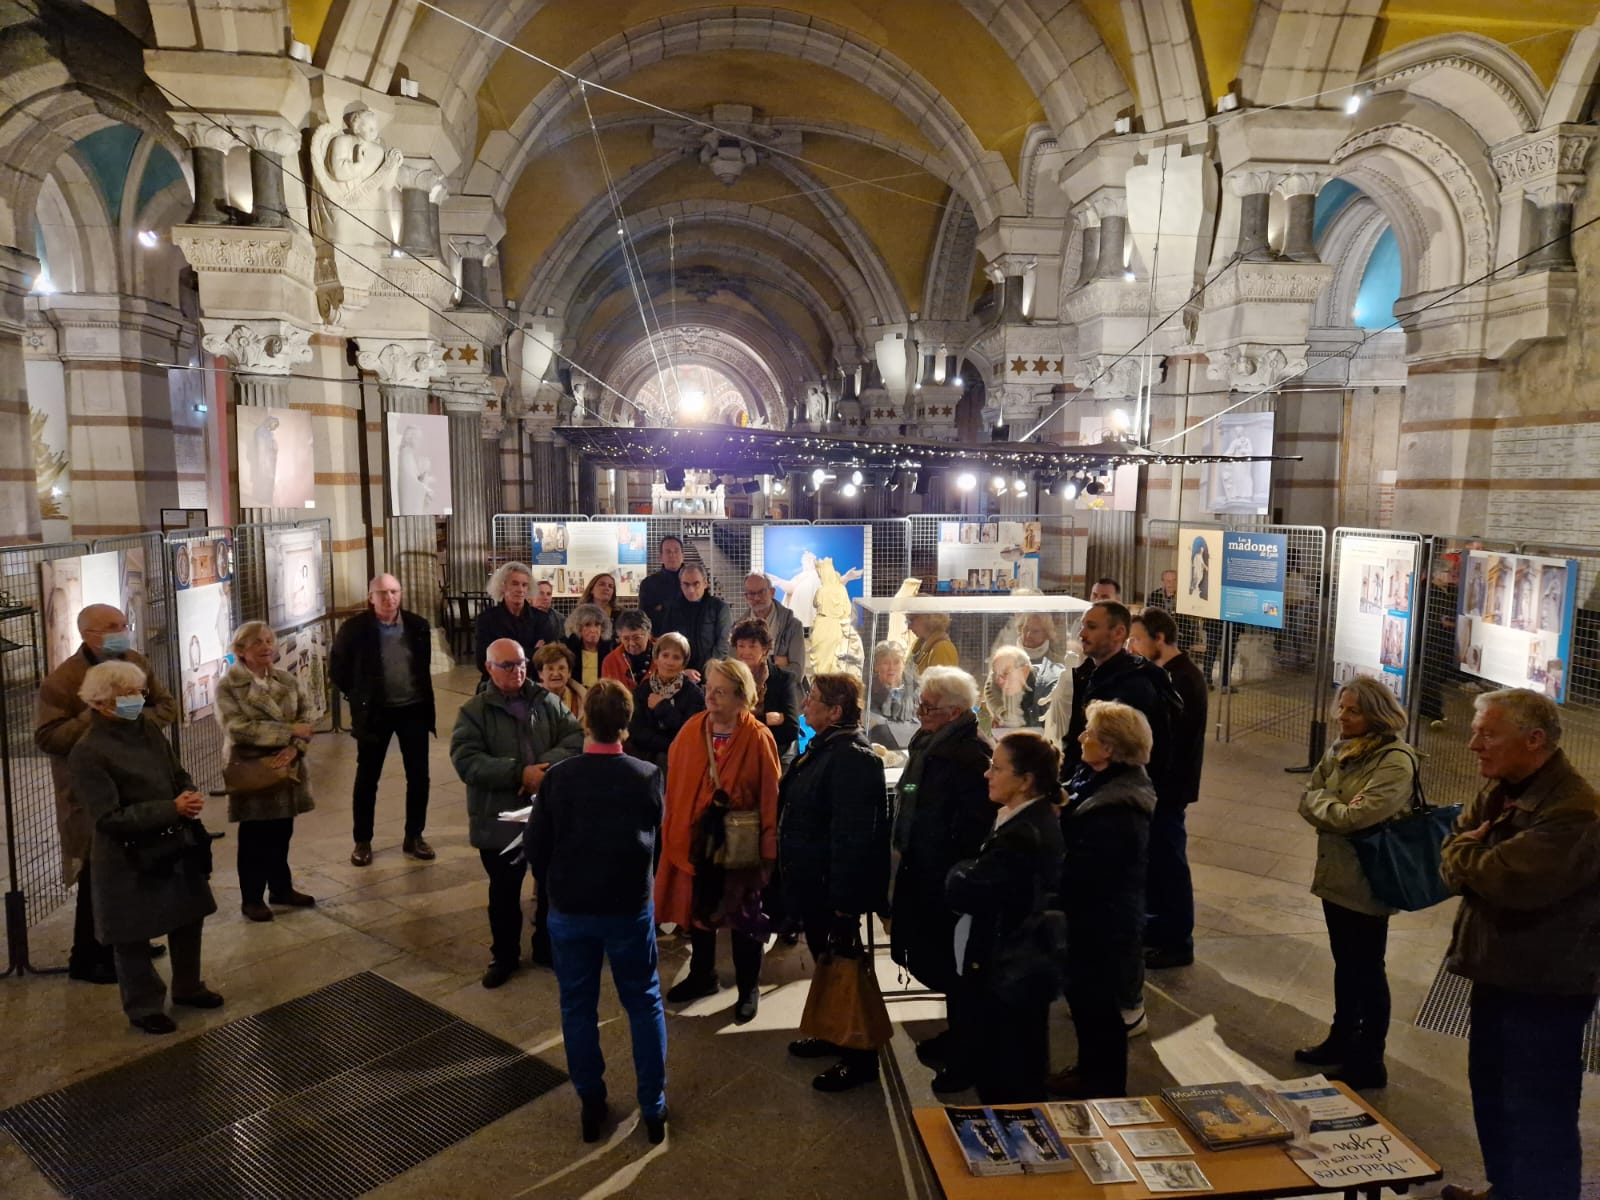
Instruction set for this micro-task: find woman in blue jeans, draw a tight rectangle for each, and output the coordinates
[527,678,669,1144]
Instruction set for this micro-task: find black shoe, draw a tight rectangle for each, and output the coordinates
[930,1068,973,1094]
[173,989,224,1009]
[1144,944,1195,969]
[350,841,373,867]
[580,1096,609,1144]
[644,1107,668,1144]
[788,1037,840,1059]
[481,960,519,989]
[68,960,117,985]
[269,889,316,907]
[733,986,760,1025]
[530,940,553,968]
[1328,1062,1388,1090]
[147,942,167,960]
[915,1031,954,1067]
[813,1060,879,1092]
[241,901,275,923]
[1294,1037,1346,1066]
[131,1013,177,1035]
[402,836,436,861]
[665,972,718,1003]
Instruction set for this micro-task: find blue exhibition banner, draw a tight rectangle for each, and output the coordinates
[1220,531,1287,629]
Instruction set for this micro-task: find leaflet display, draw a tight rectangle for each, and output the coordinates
[1220,531,1287,629]
[1332,536,1418,701]
[934,520,1042,593]
[1456,549,1578,702]
[529,521,648,596]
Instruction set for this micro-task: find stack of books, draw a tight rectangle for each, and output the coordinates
[943,1106,1075,1176]
[1160,1082,1295,1151]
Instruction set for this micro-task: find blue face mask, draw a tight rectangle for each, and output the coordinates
[100,632,132,657]
[113,694,145,721]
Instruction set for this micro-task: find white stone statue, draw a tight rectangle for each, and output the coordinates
[309,108,404,247]
[807,558,864,679]
[803,384,828,426]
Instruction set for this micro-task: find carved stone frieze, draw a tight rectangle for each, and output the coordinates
[200,320,313,375]
[171,228,313,279]
[1062,278,1156,325]
[1374,54,1538,131]
[1074,354,1143,400]
[1204,343,1309,392]
[1204,261,1335,308]
[357,339,445,389]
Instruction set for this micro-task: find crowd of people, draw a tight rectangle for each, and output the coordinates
[27,544,1598,1199]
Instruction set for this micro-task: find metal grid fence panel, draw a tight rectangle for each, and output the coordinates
[812,518,911,598]
[162,528,240,796]
[490,514,591,624]
[0,540,90,930]
[907,515,1072,597]
[87,532,176,710]
[1146,520,1327,751]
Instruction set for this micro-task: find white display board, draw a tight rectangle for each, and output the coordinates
[264,527,327,631]
[530,521,649,597]
[236,406,315,509]
[386,412,452,516]
[935,520,1042,593]
[1457,549,1578,702]
[1331,536,1418,701]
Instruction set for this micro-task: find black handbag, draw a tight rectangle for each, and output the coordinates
[122,817,215,878]
[1348,752,1460,911]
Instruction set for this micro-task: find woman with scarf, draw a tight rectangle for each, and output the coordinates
[656,658,781,1024]
[730,618,800,764]
[627,633,703,771]
[888,665,995,1091]
[1295,676,1418,1091]
[907,612,959,674]
[1052,700,1156,1100]
[602,609,654,688]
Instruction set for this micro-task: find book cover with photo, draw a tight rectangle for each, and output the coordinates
[990,1108,1075,1174]
[1161,1082,1293,1150]
[943,1107,1021,1176]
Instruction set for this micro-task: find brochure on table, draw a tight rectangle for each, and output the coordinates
[529,521,649,597]
[1271,1075,1430,1189]
[935,520,1042,593]
[38,548,148,673]
[1332,536,1418,702]
[1456,549,1578,702]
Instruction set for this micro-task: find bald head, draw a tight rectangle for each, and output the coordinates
[485,637,528,694]
[78,604,130,658]
[369,574,401,623]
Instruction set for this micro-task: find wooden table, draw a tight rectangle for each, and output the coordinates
[913,1085,1441,1200]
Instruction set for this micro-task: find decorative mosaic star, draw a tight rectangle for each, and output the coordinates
[458,345,479,364]
[1031,358,1048,373]
[1010,357,1027,373]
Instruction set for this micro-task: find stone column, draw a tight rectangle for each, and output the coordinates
[200,319,314,523]
[237,125,299,229]
[174,118,238,226]
[356,339,445,626]
[1227,171,1275,261]
[1092,195,1129,278]
[520,362,569,512]
[1523,183,1579,272]
[397,165,445,258]
[443,381,492,591]
[1072,204,1101,287]
[0,248,42,546]
[1277,173,1324,263]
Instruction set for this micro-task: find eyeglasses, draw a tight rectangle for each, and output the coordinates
[916,701,958,715]
[489,660,527,671]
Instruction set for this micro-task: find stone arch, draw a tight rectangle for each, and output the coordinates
[38,150,120,294]
[600,324,787,428]
[922,193,979,322]
[1313,191,1392,328]
[1367,33,1545,145]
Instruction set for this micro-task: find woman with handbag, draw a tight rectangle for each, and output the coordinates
[216,621,316,922]
[68,660,221,1034]
[1296,676,1419,1090]
[782,673,891,1091]
[655,658,781,1024]
[945,730,1065,1104]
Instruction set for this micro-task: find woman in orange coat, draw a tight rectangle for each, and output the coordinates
[656,657,781,1024]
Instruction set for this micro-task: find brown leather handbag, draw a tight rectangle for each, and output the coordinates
[223,745,299,800]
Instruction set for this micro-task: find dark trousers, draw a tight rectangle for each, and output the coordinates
[802,910,877,1070]
[114,920,203,1020]
[352,703,430,842]
[1067,972,1129,1098]
[1468,982,1597,1200]
[688,926,763,994]
[1145,803,1194,954]
[236,818,295,905]
[70,860,112,970]
[1321,900,1390,1065]
[960,975,1050,1105]
[1199,620,1238,686]
[478,847,549,966]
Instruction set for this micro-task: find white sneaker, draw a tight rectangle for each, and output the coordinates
[1122,1007,1149,1038]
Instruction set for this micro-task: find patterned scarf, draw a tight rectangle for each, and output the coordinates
[1334,731,1393,764]
[649,671,685,700]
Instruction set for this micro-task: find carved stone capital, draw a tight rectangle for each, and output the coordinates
[448,235,495,263]
[1490,125,1595,190]
[235,123,300,157]
[356,338,445,388]
[172,226,310,276]
[1203,343,1308,391]
[1071,200,1101,227]
[990,253,1037,278]
[1089,192,1128,220]
[441,376,494,415]
[200,319,313,375]
[1226,170,1276,198]
[171,116,239,154]
[1073,354,1142,400]
[1275,170,1327,198]
[1525,181,1582,207]
[1204,261,1335,308]
[400,163,448,201]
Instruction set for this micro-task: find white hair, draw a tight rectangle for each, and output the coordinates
[80,660,146,707]
[487,561,533,603]
[919,665,978,711]
[1475,688,1562,748]
[565,603,613,640]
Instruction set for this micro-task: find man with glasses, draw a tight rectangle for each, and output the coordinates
[742,573,805,673]
[663,563,731,673]
[638,536,686,627]
[450,638,584,986]
[35,604,178,984]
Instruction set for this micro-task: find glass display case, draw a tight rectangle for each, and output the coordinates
[852,594,1093,775]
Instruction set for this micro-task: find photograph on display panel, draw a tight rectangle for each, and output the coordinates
[264,527,327,631]
[235,406,315,509]
[277,621,329,720]
[1457,549,1579,701]
[1176,528,1223,621]
[38,550,140,673]
[1200,412,1274,516]
[386,412,452,517]
[935,520,1041,593]
[529,521,648,596]
[176,580,232,722]
[755,525,869,628]
[1332,536,1417,701]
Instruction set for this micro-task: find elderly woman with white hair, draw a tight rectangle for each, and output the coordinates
[564,602,616,689]
[475,561,560,677]
[1052,699,1157,1100]
[889,664,996,1090]
[68,660,220,1034]
[216,621,317,923]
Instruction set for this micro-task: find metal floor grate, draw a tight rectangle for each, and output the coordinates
[2,971,567,1199]
[1415,957,1600,1074]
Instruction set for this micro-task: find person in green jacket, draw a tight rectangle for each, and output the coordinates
[451,638,583,988]
[1295,676,1418,1091]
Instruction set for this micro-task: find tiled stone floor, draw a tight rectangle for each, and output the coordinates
[1,664,1595,1198]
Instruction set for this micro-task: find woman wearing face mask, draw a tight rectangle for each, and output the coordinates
[216,621,317,923]
[68,660,221,1034]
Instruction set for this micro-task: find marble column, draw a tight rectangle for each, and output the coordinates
[237,125,298,229]
[1073,205,1101,287]
[356,340,445,626]
[0,247,42,546]
[1093,197,1129,279]
[1277,173,1324,263]
[1523,184,1579,272]
[200,319,313,525]
[1227,171,1275,261]
[175,119,238,226]
[443,383,491,591]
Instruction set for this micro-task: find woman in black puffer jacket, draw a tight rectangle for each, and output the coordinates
[780,673,891,1092]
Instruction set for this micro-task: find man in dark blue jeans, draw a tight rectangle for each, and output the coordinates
[1439,688,1600,1200]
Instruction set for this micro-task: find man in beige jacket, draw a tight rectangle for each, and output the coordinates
[34,604,178,982]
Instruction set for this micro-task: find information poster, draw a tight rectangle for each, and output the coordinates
[174,537,233,723]
[236,406,315,509]
[530,521,648,597]
[1201,411,1274,516]
[264,527,327,631]
[755,524,869,628]
[386,412,452,516]
[935,520,1042,593]
[1457,549,1577,702]
[1175,527,1223,621]
[1220,531,1286,629]
[1332,536,1418,700]
[38,549,147,672]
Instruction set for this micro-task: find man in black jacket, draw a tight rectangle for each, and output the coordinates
[331,573,437,866]
[637,536,685,628]
[1131,607,1207,968]
[664,563,731,672]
